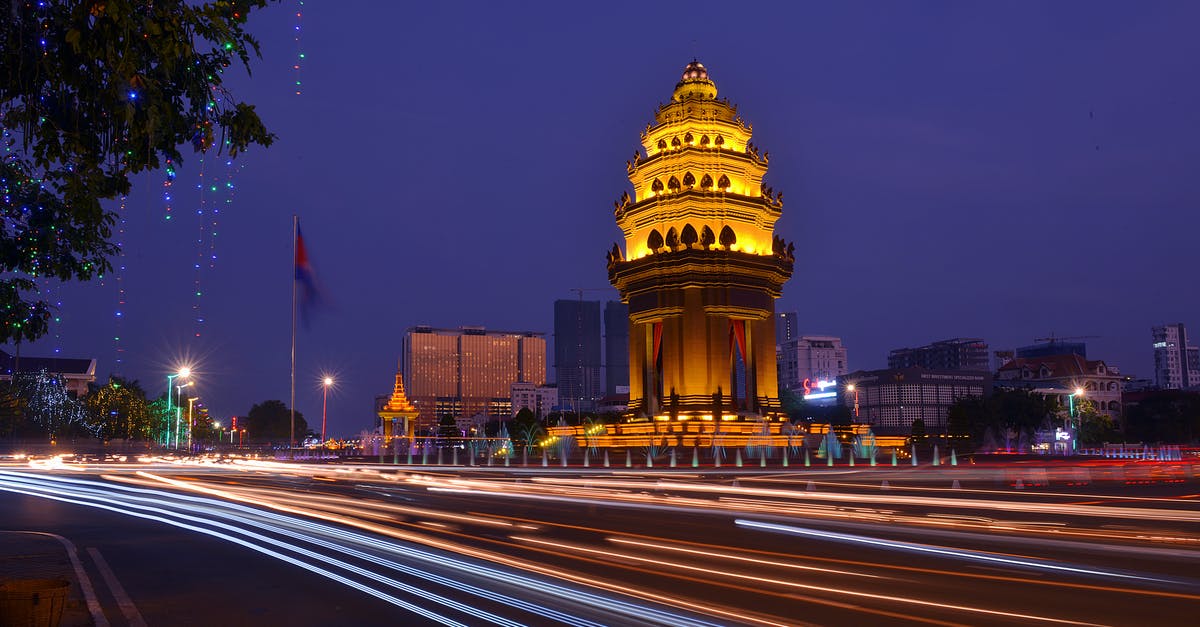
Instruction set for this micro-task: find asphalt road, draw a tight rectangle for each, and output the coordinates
[2,458,1198,626]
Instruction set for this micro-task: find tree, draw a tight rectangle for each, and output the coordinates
[0,0,276,342]
[946,389,1061,450]
[242,400,307,443]
[14,370,87,439]
[1125,391,1200,444]
[436,414,459,448]
[910,418,927,445]
[84,376,150,440]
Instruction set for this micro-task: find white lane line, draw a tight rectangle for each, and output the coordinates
[87,547,147,627]
[15,531,110,627]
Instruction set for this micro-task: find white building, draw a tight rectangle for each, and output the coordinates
[777,335,848,396]
[1152,324,1200,390]
[996,354,1123,420]
[511,382,558,418]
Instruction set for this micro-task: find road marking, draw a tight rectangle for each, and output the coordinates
[9,531,110,627]
[87,547,147,627]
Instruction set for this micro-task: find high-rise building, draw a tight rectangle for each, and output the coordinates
[401,326,546,430]
[607,60,793,420]
[603,301,629,395]
[1153,323,1200,389]
[888,338,989,371]
[775,311,798,347]
[777,336,848,394]
[554,299,602,412]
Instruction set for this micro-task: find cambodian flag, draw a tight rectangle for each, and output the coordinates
[295,222,322,323]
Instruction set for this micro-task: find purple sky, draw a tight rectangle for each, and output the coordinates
[21,1,1200,436]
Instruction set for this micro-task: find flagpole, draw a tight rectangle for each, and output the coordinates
[290,214,298,453]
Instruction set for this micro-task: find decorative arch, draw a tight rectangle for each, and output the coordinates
[682,172,695,187]
[700,174,713,189]
[700,225,716,248]
[680,224,698,247]
[717,174,731,190]
[719,225,736,247]
[651,178,664,193]
[656,139,667,151]
[1107,381,1117,391]
[699,135,710,146]
[684,132,694,144]
[665,227,680,248]
[667,176,681,192]
[714,135,725,146]
[1108,401,1120,411]
[671,137,681,148]
[647,229,664,250]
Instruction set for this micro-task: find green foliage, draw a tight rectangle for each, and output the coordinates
[242,400,307,443]
[510,408,543,454]
[0,384,28,438]
[910,417,927,444]
[0,0,276,342]
[436,414,459,447]
[779,387,804,420]
[1124,391,1200,443]
[946,388,1061,450]
[84,376,151,440]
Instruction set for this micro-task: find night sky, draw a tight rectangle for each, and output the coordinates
[19,1,1200,436]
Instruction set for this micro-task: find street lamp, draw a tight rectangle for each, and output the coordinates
[846,383,859,418]
[186,397,200,453]
[322,376,333,448]
[1068,387,1085,454]
[174,382,193,450]
[165,368,190,447]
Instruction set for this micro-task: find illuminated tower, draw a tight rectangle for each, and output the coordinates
[607,61,794,421]
[377,370,419,445]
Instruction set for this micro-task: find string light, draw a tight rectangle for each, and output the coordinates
[114,194,127,372]
[293,1,305,95]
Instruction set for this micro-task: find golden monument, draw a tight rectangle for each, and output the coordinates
[377,370,419,446]
[607,60,794,424]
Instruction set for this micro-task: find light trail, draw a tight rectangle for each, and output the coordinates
[735,519,1182,585]
[511,535,1105,626]
[0,470,730,627]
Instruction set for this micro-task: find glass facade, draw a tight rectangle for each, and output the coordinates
[402,327,546,430]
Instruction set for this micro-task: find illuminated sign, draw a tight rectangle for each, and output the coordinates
[802,378,839,401]
[1055,428,1071,441]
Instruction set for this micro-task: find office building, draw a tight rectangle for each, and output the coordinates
[777,336,848,394]
[401,326,546,430]
[1153,323,1200,390]
[554,299,602,412]
[510,382,558,419]
[841,368,991,434]
[888,338,989,371]
[603,301,629,396]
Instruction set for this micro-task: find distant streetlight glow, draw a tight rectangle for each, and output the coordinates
[321,376,334,447]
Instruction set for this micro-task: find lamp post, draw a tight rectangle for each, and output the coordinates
[1069,387,1084,453]
[847,383,859,418]
[165,368,190,447]
[322,377,333,450]
[187,397,200,453]
[174,382,192,450]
